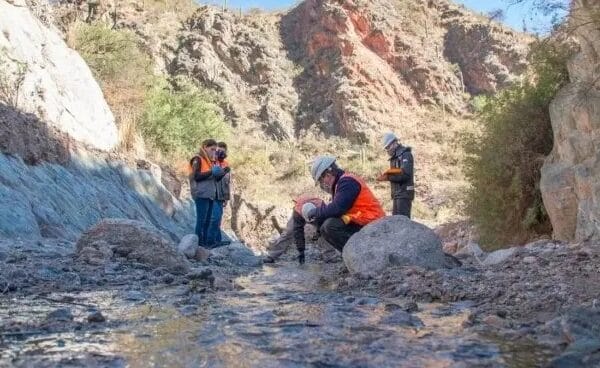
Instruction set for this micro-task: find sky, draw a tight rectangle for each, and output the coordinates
[200,0,568,34]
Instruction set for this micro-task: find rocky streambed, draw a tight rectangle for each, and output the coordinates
[1,232,599,367]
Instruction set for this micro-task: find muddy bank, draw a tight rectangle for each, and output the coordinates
[337,240,600,366]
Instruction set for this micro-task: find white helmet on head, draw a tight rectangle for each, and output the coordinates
[382,132,398,149]
[310,155,336,182]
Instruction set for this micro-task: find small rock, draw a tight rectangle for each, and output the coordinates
[87,311,106,323]
[194,246,211,262]
[345,296,356,303]
[483,247,518,266]
[162,274,175,284]
[382,310,424,327]
[443,241,458,254]
[179,305,197,316]
[186,294,203,304]
[495,309,508,319]
[455,242,484,259]
[173,285,191,297]
[522,256,537,264]
[187,268,213,281]
[177,234,199,259]
[47,308,74,322]
[401,301,419,313]
[124,290,149,302]
[482,315,505,329]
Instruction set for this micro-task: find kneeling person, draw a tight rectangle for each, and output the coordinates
[303,156,385,252]
[264,195,323,264]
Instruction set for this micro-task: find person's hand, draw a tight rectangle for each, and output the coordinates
[301,203,317,222]
[211,165,223,176]
[376,173,388,182]
[298,251,305,265]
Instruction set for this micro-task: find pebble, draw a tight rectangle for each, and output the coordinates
[482,315,505,329]
[124,290,149,302]
[522,256,537,264]
[161,274,175,284]
[187,268,213,281]
[87,311,106,323]
[46,308,74,322]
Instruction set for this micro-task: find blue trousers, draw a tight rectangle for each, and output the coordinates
[194,198,216,247]
[207,200,224,248]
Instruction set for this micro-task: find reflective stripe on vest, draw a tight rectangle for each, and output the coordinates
[340,173,385,226]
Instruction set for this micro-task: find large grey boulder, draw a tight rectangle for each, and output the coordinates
[343,216,446,277]
[0,0,117,151]
[75,219,189,274]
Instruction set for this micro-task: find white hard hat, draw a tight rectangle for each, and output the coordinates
[310,155,336,182]
[382,132,398,149]
[301,202,316,221]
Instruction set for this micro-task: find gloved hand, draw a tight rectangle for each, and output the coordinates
[301,203,317,222]
[211,165,223,176]
[298,251,305,265]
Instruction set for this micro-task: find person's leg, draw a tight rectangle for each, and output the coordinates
[194,198,211,246]
[211,200,224,244]
[203,200,216,248]
[319,218,362,252]
[265,215,295,262]
[393,198,412,218]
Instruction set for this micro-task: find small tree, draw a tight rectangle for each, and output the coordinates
[487,9,506,23]
[462,40,571,249]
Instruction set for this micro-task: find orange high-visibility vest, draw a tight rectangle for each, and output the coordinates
[216,159,229,169]
[340,173,385,226]
[188,153,212,175]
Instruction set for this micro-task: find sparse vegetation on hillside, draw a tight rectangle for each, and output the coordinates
[141,76,229,159]
[0,47,27,108]
[69,22,153,153]
[463,39,571,249]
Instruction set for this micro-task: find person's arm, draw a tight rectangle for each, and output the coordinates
[314,177,360,220]
[192,157,212,182]
[388,151,413,184]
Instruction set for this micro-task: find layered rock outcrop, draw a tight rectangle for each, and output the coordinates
[540,0,600,242]
[171,0,530,141]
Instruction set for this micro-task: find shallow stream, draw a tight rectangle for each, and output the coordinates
[1,262,554,367]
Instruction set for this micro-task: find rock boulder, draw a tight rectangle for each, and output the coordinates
[343,216,447,277]
[75,219,189,274]
[540,0,600,242]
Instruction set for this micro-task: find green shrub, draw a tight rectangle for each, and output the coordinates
[463,40,570,249]
[69,23,151,83]
[141,77,229,158]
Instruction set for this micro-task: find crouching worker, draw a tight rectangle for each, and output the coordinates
[263,195,323,265]
[302,156,385,252]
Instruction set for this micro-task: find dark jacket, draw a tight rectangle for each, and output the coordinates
[388,145,415,200]
[314,170,361,221]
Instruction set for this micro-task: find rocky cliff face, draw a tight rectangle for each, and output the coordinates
[0,0,118,151]
[540,0,600,243]
[0,0,194,241]
[171,0,530,142]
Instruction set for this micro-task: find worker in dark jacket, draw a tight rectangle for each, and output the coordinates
[303,156,385,252]
[378,132,415,218]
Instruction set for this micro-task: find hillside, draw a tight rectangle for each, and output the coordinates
[49,0,532,246]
